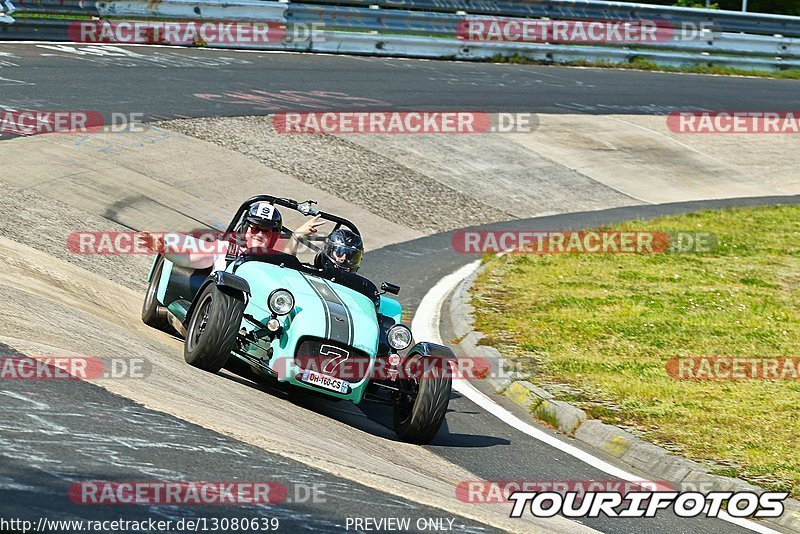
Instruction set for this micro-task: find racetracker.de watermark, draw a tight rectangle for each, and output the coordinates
[457,18,717,43]
[0,110,103,135]
[68,481,292,505]
[668,111,800,134]
[68,21,324,45]
[279,354,516,382]
[451,231,717,254]
[458,19,678,43]
[0,111,145,136]
[272,112,537,134]
[667,357,800,380]
[67,231,281,255]
[0,355,151,380]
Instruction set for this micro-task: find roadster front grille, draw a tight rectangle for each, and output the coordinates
[294,338,371,383]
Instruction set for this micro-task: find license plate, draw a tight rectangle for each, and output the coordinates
[301,369,349,394]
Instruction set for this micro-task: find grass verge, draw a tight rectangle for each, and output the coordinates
[491,54,800,80]
[471,205,800,496]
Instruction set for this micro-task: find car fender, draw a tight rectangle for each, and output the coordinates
[407,342,455,360]
[211,271,251,296]
[183,272,250,325]
[146,253,162,284]
[378,295,403,324]
[399,342,456,381]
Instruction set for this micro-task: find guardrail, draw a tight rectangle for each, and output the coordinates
[2,0,800,72]
[291,0,800,38]
[284,3,800,60]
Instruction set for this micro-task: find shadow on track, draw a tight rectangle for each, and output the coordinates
[217,358,508,447]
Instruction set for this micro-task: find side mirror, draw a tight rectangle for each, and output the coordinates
[381,282,400,295]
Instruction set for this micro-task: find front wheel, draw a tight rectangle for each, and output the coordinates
[184,284,245,373]
[393,370,452,444]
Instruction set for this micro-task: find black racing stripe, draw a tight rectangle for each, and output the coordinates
[325,301,350,345]
[321,279,354,346]
[301,274,330,339]
[306,277,350,345]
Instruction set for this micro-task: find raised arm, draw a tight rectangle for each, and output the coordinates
[140,231,217,269]
[284,215,326,255]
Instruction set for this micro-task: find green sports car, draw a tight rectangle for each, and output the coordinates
[141,195,454,443]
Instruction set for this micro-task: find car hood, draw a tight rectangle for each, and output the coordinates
[233,261,379,356]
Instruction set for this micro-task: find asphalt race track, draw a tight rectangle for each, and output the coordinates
[2,42,799,533]
[0,345,496,533]
[0,43,799,121]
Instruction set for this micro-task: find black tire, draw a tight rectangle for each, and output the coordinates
[142,255,170,331]
[393,368,452,444]
[184,284,245,373]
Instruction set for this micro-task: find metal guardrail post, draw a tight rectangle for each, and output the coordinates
[1,0,17,23]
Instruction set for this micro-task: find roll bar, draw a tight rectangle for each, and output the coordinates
[225,195,361,236]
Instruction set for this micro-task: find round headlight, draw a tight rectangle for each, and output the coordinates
[268,289,294,316]
[387,324,413,351]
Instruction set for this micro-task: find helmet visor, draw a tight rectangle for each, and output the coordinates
[325,243,363,271]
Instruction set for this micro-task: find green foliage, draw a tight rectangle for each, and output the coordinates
[674,0,719,8]
[645,0,800,15]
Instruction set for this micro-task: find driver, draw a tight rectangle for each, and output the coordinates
[285,221,364,273]
[316,228,364,273]
[141,201,325,271]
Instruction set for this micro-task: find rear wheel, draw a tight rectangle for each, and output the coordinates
[393,365,452,444]
[184,284,245,373]
[142,255,170,331]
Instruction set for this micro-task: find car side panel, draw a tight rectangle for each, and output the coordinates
[156,258,174,304]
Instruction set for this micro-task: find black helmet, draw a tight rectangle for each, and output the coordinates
[245,202,282,233]
[321,229,363,272]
